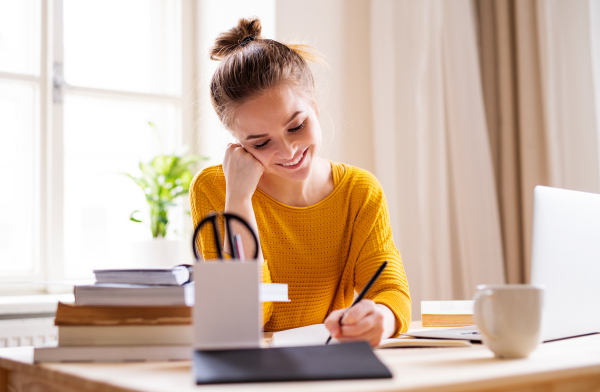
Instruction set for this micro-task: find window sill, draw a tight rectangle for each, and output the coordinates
[0,294,74,319]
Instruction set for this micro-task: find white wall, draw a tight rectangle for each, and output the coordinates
[195,0,276,166]
[275,0,375,172]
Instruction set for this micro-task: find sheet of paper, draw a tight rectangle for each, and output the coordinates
[272,324,473,349]
[377,337,471,348]
[421,300,474,315]
[271,324,335,347]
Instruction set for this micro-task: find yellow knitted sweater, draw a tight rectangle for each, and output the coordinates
[189,162,411,336]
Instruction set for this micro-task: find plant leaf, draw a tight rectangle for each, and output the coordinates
[124,125,210,239]
[129,210,143,223]
[121,172,148,191]
[152,155,177,175]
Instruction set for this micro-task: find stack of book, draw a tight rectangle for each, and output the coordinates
[34,266,288,363]
[421,300,474,327]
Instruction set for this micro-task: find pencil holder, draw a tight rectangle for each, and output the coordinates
[192,212,262,350]
[193,261,261,350]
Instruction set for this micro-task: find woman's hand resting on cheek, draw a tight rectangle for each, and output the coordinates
[222,143,266,259]
[324,299,395,347]
[223,143,265,202]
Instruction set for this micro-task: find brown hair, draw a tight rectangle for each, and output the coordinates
[209,17,322,130]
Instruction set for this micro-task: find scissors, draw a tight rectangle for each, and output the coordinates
[192,212,260,261]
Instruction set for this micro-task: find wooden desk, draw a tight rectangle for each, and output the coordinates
[1,330,600,392]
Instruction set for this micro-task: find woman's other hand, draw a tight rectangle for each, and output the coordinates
[324,299,396,347]
[222,143,265,259]
[223,143,265,202]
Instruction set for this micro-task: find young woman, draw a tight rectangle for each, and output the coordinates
[190,18,410,346]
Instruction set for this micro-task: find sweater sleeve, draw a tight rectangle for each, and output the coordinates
[353,184,411,337]
[189,171,223,261]
[189,168,274,326]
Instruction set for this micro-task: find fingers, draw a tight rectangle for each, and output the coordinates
[337,311,384,347]
[339,311,384,338]
[341,299,376,325]
[225,143,264,168]
[227,142,243,148]
[222,143,265,200]
[324,309,345,338]
[326,300,385,347]
[225,142,243,154]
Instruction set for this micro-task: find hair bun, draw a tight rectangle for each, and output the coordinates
[210,17,263,61]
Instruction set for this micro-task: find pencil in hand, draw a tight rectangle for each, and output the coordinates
[325,261,388,345]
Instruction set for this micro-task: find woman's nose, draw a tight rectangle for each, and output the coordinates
[281,140,297,159]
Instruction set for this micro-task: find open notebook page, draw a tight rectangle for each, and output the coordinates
[271,324,471,348]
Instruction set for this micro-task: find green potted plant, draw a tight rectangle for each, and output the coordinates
[123,122,207,267]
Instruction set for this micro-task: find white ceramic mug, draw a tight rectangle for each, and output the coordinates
[473,284,543,359]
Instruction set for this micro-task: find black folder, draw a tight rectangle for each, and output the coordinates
[193,341,392,384]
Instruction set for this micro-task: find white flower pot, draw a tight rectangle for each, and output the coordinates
[130,239,182,268]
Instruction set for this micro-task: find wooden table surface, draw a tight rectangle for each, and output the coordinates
[1,327,600,392]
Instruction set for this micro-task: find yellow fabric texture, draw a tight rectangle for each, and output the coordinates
[189,162,411,336]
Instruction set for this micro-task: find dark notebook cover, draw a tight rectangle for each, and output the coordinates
[193,341,392,384]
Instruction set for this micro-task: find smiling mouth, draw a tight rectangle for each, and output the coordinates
[277,148,308,169]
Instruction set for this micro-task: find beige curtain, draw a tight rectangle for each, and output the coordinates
[536,0,600,193]
[475,0,548,284]
[370,0,506,315]
[476,0,600,283]
[268,0,600,318]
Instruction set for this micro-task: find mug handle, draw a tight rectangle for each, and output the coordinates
[473,289,499,341]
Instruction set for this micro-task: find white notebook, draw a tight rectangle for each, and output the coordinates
[58,325,192,346]
[271,324,471,349]
[93,266,192,286]
[421,300,474,315]
[34,344,191,363]
[74,282,289,306]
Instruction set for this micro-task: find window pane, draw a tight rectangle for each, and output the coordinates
[0,81,38,274]
[0,0,41,75]
[63,94,181,278]
[63,0,182,95]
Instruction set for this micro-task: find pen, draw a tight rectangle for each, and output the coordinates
[234,233,245,261]
[325,260,388,345]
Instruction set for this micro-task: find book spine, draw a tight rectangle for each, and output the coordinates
[34,345,192,363]
[421,314,475,327]
[55,317,192,326]
[58,326,192,346]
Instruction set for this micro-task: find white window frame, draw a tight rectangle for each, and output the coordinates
[592,0,600,181]
[0,0,198,295]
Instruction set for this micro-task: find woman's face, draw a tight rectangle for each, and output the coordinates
[231,84,321,183]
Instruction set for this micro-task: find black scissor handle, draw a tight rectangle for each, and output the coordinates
[221,212,260,260]
[193,212,223,260]
[192,211,260,261]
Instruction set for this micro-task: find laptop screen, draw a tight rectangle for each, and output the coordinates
[530,186,600,341]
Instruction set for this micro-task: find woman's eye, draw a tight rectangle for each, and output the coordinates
[289,121,306,133]
[253,121,305,149]
[254,140,270,149]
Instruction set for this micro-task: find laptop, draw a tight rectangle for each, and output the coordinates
[404,185,600,342]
